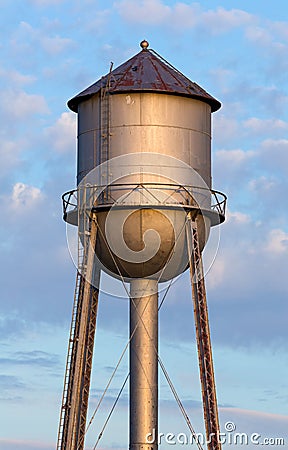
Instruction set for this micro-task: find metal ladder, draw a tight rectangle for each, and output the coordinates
[100,63,113,202]
[100,63,113,165]
[186,212,222,450]
[56,269,84,449]
[100,83,110,166]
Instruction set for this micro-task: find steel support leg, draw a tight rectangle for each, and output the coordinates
[58,213,100,450]
[186,213,221,450]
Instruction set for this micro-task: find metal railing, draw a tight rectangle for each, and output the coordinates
[62,183,227,224]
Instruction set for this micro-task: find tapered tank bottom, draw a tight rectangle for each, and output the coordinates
[130,279,158,450]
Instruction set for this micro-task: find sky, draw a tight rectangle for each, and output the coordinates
[0,0,288,449]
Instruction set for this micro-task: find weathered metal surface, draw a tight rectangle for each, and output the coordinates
[68,48,221,113]
[77,92,212,187]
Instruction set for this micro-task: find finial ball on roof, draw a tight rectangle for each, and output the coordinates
[140,40,149,50]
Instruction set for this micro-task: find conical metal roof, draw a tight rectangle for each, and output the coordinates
[68,43,221,113]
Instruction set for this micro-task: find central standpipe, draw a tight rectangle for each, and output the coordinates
[130,279,158,450]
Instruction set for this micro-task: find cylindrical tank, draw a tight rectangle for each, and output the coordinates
[66,42,223,282]
[77,93,211,187]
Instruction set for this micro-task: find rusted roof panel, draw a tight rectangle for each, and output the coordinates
[68,48,221,113]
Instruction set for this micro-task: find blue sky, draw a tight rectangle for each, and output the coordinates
[0,1,288,449]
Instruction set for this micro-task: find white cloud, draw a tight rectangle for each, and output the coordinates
[0,68,36,86]
[45,112,76,153]
[0,89,49,118]
[0,139,23,176]
[246,21,288,50]
[41,36,75,55]
[220,83,288,118]
[263,229,288,255]
[245,25,273,47]
[244,117,288,135]
[206,255,226,289]
[223,407,288,423]
[226,210,251,224]
[215,149,255,165]
[87,10,113,33]
[28,0,65,5]
[248,176,276,193]
[271,21,288,41]
[261,138,288,151]
[11,182,43,209]
[220,407,288,441]
[244,21,288,82]
[171,2,199,28]
[0,439,54,450]
[259,139,288,173]
[209,68,235,90]
[202,6,255,34]
[115,1,254,32]
[115,0,171,24]
[213,114,240,146]
[11,20,74,57]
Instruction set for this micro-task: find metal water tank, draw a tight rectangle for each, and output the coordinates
[65,41,224,281]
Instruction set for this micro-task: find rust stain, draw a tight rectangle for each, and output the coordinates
[68,49,221,113]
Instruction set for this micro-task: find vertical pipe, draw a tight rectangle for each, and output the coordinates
[129,279,158,450]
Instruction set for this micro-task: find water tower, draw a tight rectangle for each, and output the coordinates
[57,41,226,450]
